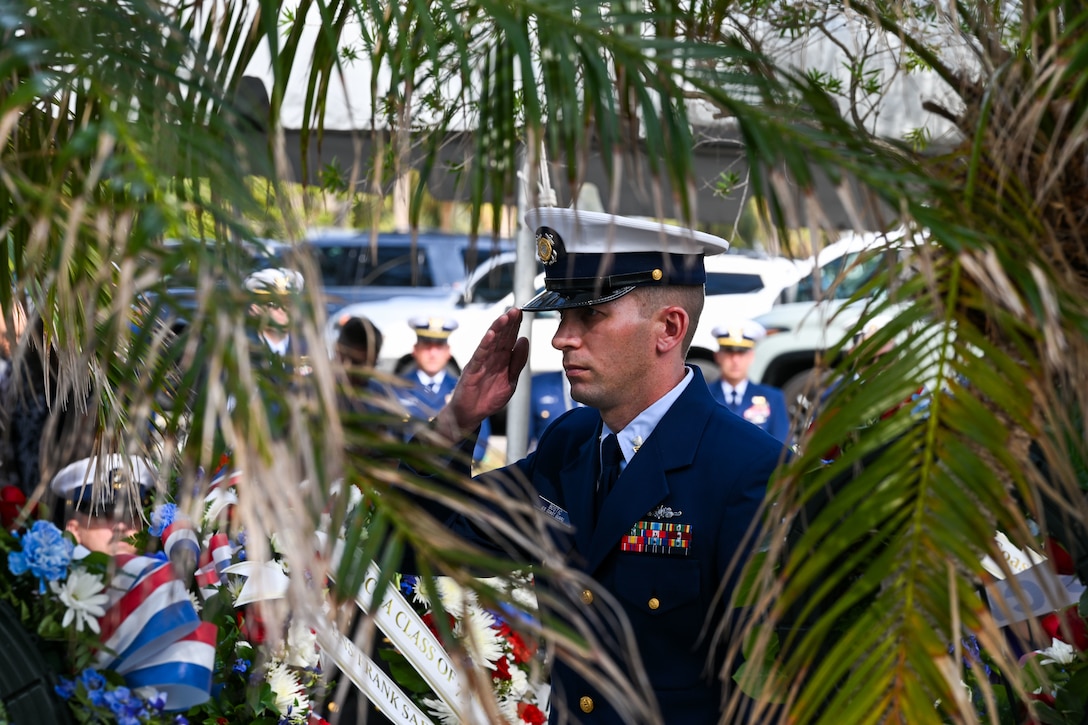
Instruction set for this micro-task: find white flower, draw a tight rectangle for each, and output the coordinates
[284,619,320,669]
[457,606,502,667]
[422,696,459,725]
[510,585,539,614]
[412,578,431,606]
[266,662,309,722]
[498,693,519,723]
[509,664,529,699]
[50,569,108,634]
[187,591,203,614]
[1038,638,1077,666]
[436,577,477,618]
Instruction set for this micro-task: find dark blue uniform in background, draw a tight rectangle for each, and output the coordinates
[709,380,790,444]
[398,371,491,464]
[528,370,580,450]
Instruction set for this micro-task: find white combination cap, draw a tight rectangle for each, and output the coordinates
[711,320,768,350]
[522,207,729,311]
[245,267,304,295]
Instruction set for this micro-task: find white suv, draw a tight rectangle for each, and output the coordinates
[749,228,923,430]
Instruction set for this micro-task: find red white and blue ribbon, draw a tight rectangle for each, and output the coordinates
[118,621,218,711]
[162,518,201,569]
[194,532,233,594]
[95,555,214,711]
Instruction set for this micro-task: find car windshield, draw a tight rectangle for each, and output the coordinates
[794,250,887,302]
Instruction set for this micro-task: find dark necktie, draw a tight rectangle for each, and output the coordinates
[427,380,439,394]
[729,390,739,409]
[595,434,623,519]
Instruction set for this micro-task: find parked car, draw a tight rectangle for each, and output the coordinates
[749,227,926,433]
[282,229,515,315]
[682,251,806,381]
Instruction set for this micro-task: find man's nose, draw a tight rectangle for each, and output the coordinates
[552,317,578,351]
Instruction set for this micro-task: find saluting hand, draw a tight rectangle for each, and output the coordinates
[433,307,529,440]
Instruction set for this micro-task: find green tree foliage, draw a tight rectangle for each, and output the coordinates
[3,0,1088,723]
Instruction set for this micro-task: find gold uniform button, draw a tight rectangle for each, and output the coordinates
[648,597,661,610]
[580,696,595,713]
[580,589,594,605]
[541,410,551,419]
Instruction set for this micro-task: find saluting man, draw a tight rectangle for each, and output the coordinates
[710,320,791,443]
[415,207,786,724]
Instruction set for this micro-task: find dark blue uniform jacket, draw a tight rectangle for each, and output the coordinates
[435,368,783,723]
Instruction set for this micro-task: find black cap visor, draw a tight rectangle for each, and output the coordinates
[522,284,637,311]
[70,486,149,521]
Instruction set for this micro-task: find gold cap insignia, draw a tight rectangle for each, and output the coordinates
[536,230,559,266]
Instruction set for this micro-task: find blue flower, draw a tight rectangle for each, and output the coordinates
[233,657,251,674]
[88,686,108,708]
[400,575,418,597]
[149,502,178,537]
[103,685,147,725]
[145,689,167,712]
[7,520,73,592]
[80,668,107,691]
[174,716,189,724]
[54,677,76,700]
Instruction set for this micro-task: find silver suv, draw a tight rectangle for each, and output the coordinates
[281,230,514,314]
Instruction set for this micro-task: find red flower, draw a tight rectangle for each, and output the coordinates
[422,612,457,645]
[493,654,512,681]
[0,485,28,529]
[507,629,536,664]
[239,606,268,645]
[1044,537,1076,576]
[496,622,537,664]
[1040,607,1088,650]
[518,702,546,724]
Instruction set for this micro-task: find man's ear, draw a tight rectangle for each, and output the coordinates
[64,517,82,542]
[657,305,689,354]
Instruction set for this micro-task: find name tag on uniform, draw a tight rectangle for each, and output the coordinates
[621,520,692,556]
[537,495,571,527]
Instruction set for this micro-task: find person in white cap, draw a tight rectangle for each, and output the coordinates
[710,320,790,442]
[413,208,786,724]
[399,316,490,465]
[245,267,307,358]
[49,454,155,556]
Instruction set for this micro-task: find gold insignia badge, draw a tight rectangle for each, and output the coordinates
[536,230,558,266]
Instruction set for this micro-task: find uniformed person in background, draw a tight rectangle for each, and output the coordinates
[709,320,790,443]
[398,317,490,466]
[243,267,310,438]
[528,369,580,451]
[245,267,308,362]
[416,207,786,724]
[49,454,156,556]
